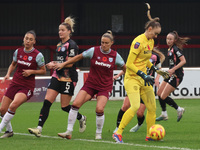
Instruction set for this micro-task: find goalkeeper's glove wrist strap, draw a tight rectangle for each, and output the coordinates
[137,70,146,79]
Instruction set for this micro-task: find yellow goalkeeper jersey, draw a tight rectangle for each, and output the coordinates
[126,33,154,77]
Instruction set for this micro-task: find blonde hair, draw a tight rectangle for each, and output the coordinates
[144,3,161,30]
[61,16,75,33]
[152,47,165,64]
[168,31,190,50]
[102,30,114,41]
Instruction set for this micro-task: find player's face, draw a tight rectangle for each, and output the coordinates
[101,37,113,52]
[23,33,36,50]
[148,26,161,39]
[166,33,175,47]
[59,25,70,40]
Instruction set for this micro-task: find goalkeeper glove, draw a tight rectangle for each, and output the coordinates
[150,65,170,79]
[137,70,154,86]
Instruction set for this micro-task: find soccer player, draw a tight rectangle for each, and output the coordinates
[0,30,46,138]
[113,48,165,133]
[113,3,162,142]
[55,30,126,140]
[28,16,86,137]
[156,31,189,122]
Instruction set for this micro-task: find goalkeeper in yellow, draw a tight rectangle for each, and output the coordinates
[113,3,165,143]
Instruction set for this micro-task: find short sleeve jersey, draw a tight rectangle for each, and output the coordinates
[82,46,125,91]
[12,47,45,91]
[126,33,154,77]
[52,39,79,82]
[168,45,184,77]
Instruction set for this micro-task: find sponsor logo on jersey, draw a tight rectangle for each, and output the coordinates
[144,50,151,54]
[95,60,111,68]
[17,60,31,67]
[134,42,140,49]
[69,49,75,56]
[28,56,33,61]
[57,56,64,62]
[176,51,182,57]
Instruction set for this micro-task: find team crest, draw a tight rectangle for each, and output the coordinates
[109,57,113,62]
[134,42,140,49]
[28,56,33,61]
[61,47,65,52]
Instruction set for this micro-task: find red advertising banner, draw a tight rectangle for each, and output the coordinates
[0,78,50,102]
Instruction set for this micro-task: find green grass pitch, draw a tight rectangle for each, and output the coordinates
[0,99,199,150]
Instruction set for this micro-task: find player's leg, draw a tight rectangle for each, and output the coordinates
[60,82,86,133]
[28,77,60,137]
[160,81,185,122]
[95,95,108,139]
[129,101,146,132]
[141,85,156,140]
[113,78,141,143]
[156,81,168,121]
[113,96,130,133]
[0,92,27,133]
[28,89,58,137]
[58,89,92,139]
[0,96,13,138]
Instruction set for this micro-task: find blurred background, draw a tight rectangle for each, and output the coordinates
[0,0,200,76]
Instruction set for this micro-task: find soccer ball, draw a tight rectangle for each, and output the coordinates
[149,124,165,140]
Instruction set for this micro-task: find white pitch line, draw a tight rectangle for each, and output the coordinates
[15,133,199,150]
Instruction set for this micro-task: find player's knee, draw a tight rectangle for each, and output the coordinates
[121,104,129,111]
[137,111,144,118]
[96,106,104,114]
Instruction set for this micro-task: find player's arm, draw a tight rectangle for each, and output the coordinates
[23,65,46,77]
[168,55,186,76]
[1,61,17,83]
[56,53,84,70]
[2,50,18,83]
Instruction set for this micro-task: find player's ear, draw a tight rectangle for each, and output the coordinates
[148,26,153,32]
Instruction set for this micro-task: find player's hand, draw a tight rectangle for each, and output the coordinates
[55,62,66,71]
[156,70,170,79]
[46,61,56,70]
[1,75,10,83]
[137,70,154,86]
[22,69,32,77]
[113,74,120,81]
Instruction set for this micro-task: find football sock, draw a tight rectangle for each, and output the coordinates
[96,113,104,134]
[62,105,83,120]
[161,111,168,116]
[164,96,178,110]
[137,115,145,126]
[116,109,125,127]
[0,110,15,132]
[0,115,13,132]
[38,100,52,127]
[158,96,167,111]
[67,106,79,132]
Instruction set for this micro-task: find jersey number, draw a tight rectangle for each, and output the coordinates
[64,82,71,93]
